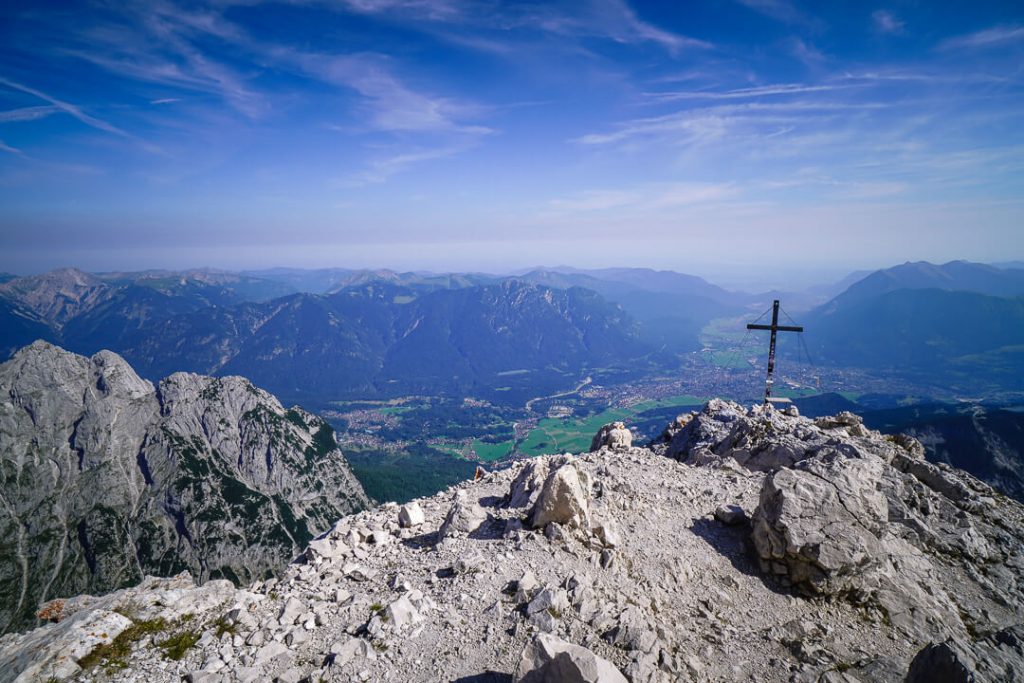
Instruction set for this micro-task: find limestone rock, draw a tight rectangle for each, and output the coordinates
[0,573,237,682]
[591,520,621,548]
[665,398,923,472]
[590,422,633,452]
[2,398,1022,683]
[508,457,566,509]
[514,633,628,683]
[526,588,569,617]
[529,462,590,531]
[0,609,133,682]
[437,490,487,539]
[906,624,1024,683]
[713,504,747,526]
[330,636,377,666]
[279,597,305,626]
[0,342,370,634]
[606,606,657,653]
[398,502,425,528]
[751,453,888,596]
[384,595,422,630]
[515,571,541,603]
[748,418,1017,641]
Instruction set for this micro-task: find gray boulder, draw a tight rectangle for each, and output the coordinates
[590,422,632,452]
[751,453,888,595]
[0,573,238,682]
[605,606,657,653]
[437,490,487,539]
[514,633,628,683]
[747,404,1024,644]
[906,624,1024,683]
[529,462,590,531]
[398,502,425,528]
[508,456,569,509]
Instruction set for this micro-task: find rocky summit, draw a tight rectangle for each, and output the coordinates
[2,398,1023,682]
[0,342,370,635]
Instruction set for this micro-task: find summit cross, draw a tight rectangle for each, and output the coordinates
[746,299,803,404]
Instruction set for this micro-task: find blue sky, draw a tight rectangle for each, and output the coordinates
[0,0,1021,284]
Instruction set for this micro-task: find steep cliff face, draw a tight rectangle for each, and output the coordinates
[0,342,370,634]
[2,400,1021,683]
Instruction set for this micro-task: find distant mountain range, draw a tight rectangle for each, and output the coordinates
[817,260,1024,309]
[2,260,1023,402]
[0,271,660,404]
[804,261,1024,393]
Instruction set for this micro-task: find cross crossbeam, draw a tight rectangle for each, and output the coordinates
[746,299,803,404]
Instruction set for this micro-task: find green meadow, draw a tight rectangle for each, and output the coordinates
[464,393,711,461]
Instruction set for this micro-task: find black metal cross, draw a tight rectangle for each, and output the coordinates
[747,299,803,404]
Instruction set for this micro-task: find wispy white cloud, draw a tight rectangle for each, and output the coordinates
[0,139,25,156]
[335,144,467,186]
[575,110,724,146]
[647,182,737,207]
[939,24,1024,51]
[734,0,818,28]
[788,37,827,66]
[326,0,711,54]
[0,77,133,139]
[599,0,711,53]
[0,105,60,123]
[574,98,886,146]
[516,0,712,53]
[645,83,845,103]
[837,180,908,198]
[547,188,643,212]
[80,2,489,135]
[280,50,491,135]
[546,182,735,215]
[57,3,264,118]
[335,0,465,21]
[57,2,488,141]
[872,10,905,35]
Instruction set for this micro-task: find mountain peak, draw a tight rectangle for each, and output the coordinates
[3,399,1020,681]
[0,268,113,327]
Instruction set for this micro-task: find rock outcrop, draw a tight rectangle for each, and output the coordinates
[1,399,1021,683]
[0,342,370,634]
[663,398,913,471]
[590,422,632,452]
[906,624,1024,683]
[668,400,1024,645]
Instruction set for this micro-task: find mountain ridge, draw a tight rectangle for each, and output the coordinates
[0,342,370,635]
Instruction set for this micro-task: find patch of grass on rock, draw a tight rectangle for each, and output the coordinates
[78,618,168,672]
[157,629,202,660]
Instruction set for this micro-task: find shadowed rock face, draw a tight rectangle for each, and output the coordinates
[0,341,370,634]
[905,624,1024,683]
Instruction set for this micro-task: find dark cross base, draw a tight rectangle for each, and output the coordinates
[747,299,803,404]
